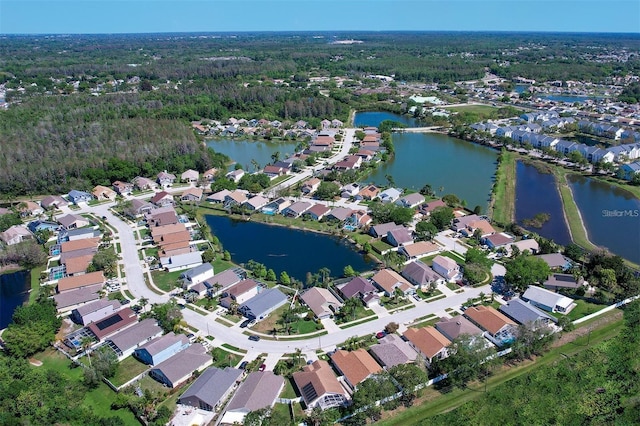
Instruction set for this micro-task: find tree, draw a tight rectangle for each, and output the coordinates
[415,220,438,241]
[389,363,429,406]
[2,298,61,358]
[564,243,585,262]
[429,206,454,231]
[222,250,231,261]
[442,194,461,207]
[148,301,183,333]
[384,321,399,334]
[504,254,551,293]
[389,206,415,226]
[271,151,281,164]
[266,268,277,282]
[343,265,356,277]
[463,262,489,286]
[89,247,119,278]
[419,184,435,197]
[139,297,149,313]
[510,322,556,361]
[434,334,498,389]
[201,249,215,263]
[315,181,340,200]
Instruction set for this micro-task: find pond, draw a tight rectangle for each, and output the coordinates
[354,112,498,212]
[207,138,299,171]
[0,269,31,329]
[514,161,571,246]
[536,94,599,103]
[354,111,422,128]
[205,215,375,282]
[567,175,640,264]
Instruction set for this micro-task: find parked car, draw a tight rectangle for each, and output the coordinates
[376,331,387,339]
[248,335,260,342]
[239,361,248,369]
[240,319,251,328]
[258,364,266,372]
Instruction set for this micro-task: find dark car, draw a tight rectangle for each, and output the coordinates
[376,331,387,339]
[240,319,251,328]
[248,335,260,342]
[258,363,266,372]
[239,361,248,369]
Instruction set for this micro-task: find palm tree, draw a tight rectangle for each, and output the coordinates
[80,337,93,367]
[318,268,331,287]
[271,151,281,164]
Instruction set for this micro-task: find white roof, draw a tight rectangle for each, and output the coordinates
[523,285,574,310]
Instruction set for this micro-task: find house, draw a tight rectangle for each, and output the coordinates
[499,299,556,327]
[341,183,360,198]
[107,318,164,360]
[134,332,190,365]
[52,286,102,313]
[71,299,122,326]
[338,277,378,301]
[57,271,105,293]
[387,227,413,247]
[300,287,343,319]
[149,343,212,388]
[87,307,138,341]
[133,176,158,191]
[369,334,418,369]
[181,169,199,183]
[150,191,174,207]
[243,195,269,212]
[326,207,353,223]
[348,210,372,229]
[302,178,322,195]
[356,149,375,161]
[282,201,312,218]
[463,219,496,238]
[0,226,33,246]
[331,119,343,128]
[334,156,362,171]
[17,201,43,217]
[435,316,484,341]
[330,349,382,390]
[378,188,402,203]
[128,199,154,217]
[401,261,444,289]
[402,326,451,366]
[522,286,575,314]
[223,190,248,208]
[262,197,291,215]
[293,360,349,410]
[619,162,640,181]
[226,169,245,183]
[239,288,288,320]
[464,305,517,346]
[207,189,231,204]
[112,181,134,196]
[369,222,402,238]
[67,190,93,205]
[483,233,515,250]
[204,269,244,296]
[395,193,425,209]
[305,204,331,221]
[91,185,117,202]
[535,253,572,271]
[431,255,460,281]
[220,279,262,308]
[401,241,440,260]
[543,273,585,291]
[509,239,539,255]
[357,185,380,200]
[203,168,218,181]
[371,269,412,296]
[181,263,214,286]
[181,187,203,202]
[58,214,90,229]
[451,214,481,232]
[418,199,447,216]
[157,171,176,188]
[160,251,203,272]
[222,371,285,424]
[40,195,69,210]
[62,228,101,242]
[320,119,331,129]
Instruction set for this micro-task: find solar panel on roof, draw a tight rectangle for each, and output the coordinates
[301,382,318,402]
[95,313,123,330]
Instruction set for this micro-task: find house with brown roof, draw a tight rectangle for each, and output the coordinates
[203,168,218,181]
[53,286,102,313]
[243,195,269,212]
[283,201,312,218]
[463,305,517,346]
[305,204,331,221]
[371,269,413,296]
[435,316,484,341]
[301,177,322,194]
[300,287,343,319]
[462,219,495,238]
[223,190,248,207]
[57,271,105,293]
[293,360,349,410]
[401,241,440,260]
[87,307,138,341]
[417,199,447,216]
[181,187,203,202]
[330,349,382,390]
[112,181,134,196]
[334,156,362,171]
[63,254,94,276]
[58,214,90,230]
[369,334,418,369]
[369,222,402,238]
[219,279,261,307]
[403,326,451,366]
[128,199,154,217]
[181,169,199,183]
[483,233,515,250]
[133,176,158,191]
[19,201,44,217]
[41,195,69,210]
[203,269,244,296]
[337,276,378,300]
[146,207,178,227]
[150,191,175,207]
[61,237,100,254]
[157,171,176,188]
[357,185,380,201]
[92,185,117,201]
[395,193,425,209]
[327,207,353,222]
[0,226,34,246]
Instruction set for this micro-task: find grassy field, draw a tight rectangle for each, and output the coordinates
[29,265,46,303]
[490,150,517,225]
[211,347,242,368]
[566,299,606,321]
[151,269,182,292]
[111,355,149,387]
[444,104,499,119]
[376,311,624,426]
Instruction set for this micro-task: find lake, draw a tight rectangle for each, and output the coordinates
[354,112,498,212]
[207,139,299,171]
[205,215,374,281]
[536,94,594,103]
[514,161,571,246]
[568,175,640,264]
[0,269,31,329]
[354,111,422,128]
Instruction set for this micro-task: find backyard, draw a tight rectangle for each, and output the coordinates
[110,355,149,387]
[151,269,183,292]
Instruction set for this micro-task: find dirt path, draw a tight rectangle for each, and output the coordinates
[551,310,623,348]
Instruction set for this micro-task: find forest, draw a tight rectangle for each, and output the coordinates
[1,32,638,196]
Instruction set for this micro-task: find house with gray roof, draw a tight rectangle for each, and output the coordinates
[435,316,483,341]
[239,288,288,321]
[300,287,343,320]
[160,251,203,273]
[134,332,190,366]
[387,227,413,247]
[283,201,312,218]
[379,188,402,203]
[203,269,244,296]
[401,261,444,290]
[41,195,69,210]
[222,371,285,423]
[535,253,572,271]
[369,334,418,369]
[370,221,402,238]
[67,190,93,205]
[149,343,212,388]
[327,207,353,222]
[395,192,425,208]
[499,299,556,327]
[522,286,575,314]
[337,276,377,300]
[180,263,214,286]
[178,367,243,411]
[71,299,122,326]
[107,318,163,360]
[543,273,584,291]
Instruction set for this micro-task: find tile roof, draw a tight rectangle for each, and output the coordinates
[403,327,451,359]
[464,305,516,335]
[330,349,382,387]
[435,316,483,341]
[293,360,346,406]
[57,271,105,292]
[369,334,418,368]
[371,269,412,294]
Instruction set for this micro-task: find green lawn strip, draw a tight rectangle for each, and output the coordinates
[410,316,441,329]
[339,315,379,329]
[280,378,299,399]
[371,239,395,254]
[29,265,46,304]
[426,294,447,303]
[440,250,465,263]
[110,356,148,387]
[151,269,182,292]
[210,347,242,368]
[221,343,247,354]
[490,150,516,225]
[566,299,607,321]
[335,305,375,325]
[215,317,233,327]
[212,258,235,273]
[377,316,624,426]
[443,104,499,117]
[446,282,460,291]
[417,289,443,300]
[221,313,241,323]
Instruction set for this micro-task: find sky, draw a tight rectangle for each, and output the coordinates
[1,0,639,34]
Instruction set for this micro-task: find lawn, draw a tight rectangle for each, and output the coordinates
[371,239,395,254]
[250,304,323,335]
[490,150,516,225]
[417,288,443,299]
[335,304,375,325]
[446,282,460,291]
[410,316,441,329]
[211,347,242,368]
[280,377,299,399]
[110,355,149,387]
[339,315,379,329]
[567,299,606,321]
[444,104,500,118]
[29,265,46,303]
[151,269,183,292]
[212,258,235,273]
[381,295,412,309]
